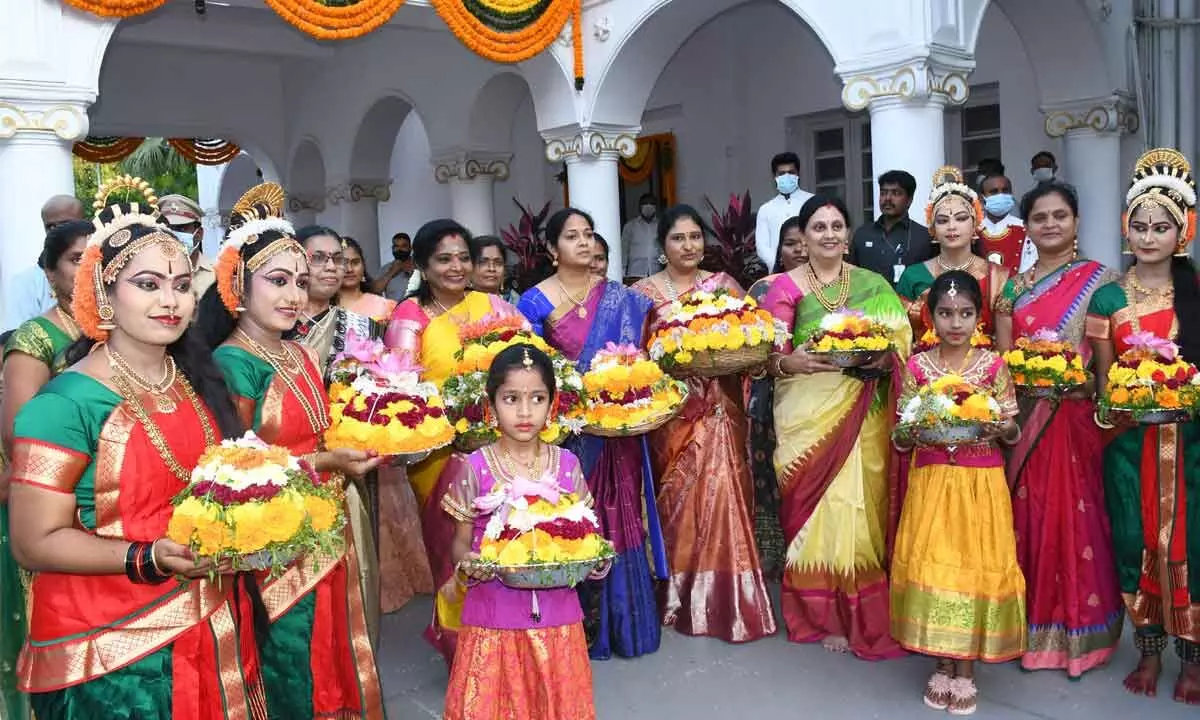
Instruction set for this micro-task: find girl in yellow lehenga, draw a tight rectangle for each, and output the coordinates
[383,218,517,665]
[891,270,1026,716]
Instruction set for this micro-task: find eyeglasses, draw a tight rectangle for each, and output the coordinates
[308,251,346,268]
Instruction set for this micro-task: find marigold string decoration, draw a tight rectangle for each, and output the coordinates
[73,136,146,164]
[168,138,243,166]
[432,0,585,89]
[263,0,408,41]
[62,0,166,18]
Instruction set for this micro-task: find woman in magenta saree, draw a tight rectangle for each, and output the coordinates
[517,208,666,659]
[994,182,1123,677]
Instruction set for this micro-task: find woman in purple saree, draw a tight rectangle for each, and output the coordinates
[517,208,666,660]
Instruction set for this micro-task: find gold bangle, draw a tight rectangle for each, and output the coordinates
[999,426,1022,446]
[148,538,166,576]
[1093,410,1115,430]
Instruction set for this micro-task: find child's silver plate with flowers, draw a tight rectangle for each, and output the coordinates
[808,349,887,368]
[484,555,614,590]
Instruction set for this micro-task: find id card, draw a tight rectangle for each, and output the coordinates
[893,264,905,283]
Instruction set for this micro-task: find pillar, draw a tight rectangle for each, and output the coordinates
[285,193,323,230]
[1043,93,1139,270]
[544,128,639,282]
[327,179,391,273]
[196,162,225,257]
[839,56,973,220]
[433,151,511,237]
[0,98,90,320]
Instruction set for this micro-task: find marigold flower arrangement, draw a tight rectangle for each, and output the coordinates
[896,374,1004,445]
[166,433,344,578]
[475,481,614,572]
[647,288,783,376]
[442,313,585,449]
[581,342,687,435]
[913,325,992,353]
[1099,332,1200,420]
[806,309,894,354]
[324,333,455,456]
[1001,329,1089,391]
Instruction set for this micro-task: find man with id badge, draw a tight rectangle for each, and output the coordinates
[847,169,933,287]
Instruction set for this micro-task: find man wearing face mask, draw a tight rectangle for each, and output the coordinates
[978,174,1037,274]
[372,231,415,301]
[755,152,813,268]
[1030,151,1058,187]
[621,192,661,284]
[158,194,216,301]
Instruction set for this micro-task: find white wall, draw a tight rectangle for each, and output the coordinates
[376,112,452,262]
[630,0,1050,214]
[492,92,563,236]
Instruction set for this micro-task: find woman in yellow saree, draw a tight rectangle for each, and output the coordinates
[763,195,911,660]
[384,218,517,664]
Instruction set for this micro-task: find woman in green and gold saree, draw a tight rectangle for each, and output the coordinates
[762,195,911,660]
[1087,148,1200,705]
[0,219,91,720]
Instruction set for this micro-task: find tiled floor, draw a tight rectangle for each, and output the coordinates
[379,595,1199,719]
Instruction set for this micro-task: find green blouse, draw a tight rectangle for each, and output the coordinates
[4,316,74,374]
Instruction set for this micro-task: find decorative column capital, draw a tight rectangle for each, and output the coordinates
[0,99,90,142]
[542,126,640,163]
[286,192,326,214]
[432,150,512,184]
[326,179,392,206]
[1041,92,1139,138]
[837,55,974,112]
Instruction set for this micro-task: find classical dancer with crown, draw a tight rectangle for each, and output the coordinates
[1087,148,1200,704]
[196,183,386,719]
[5,176,267,719]
[896,167,1009,344]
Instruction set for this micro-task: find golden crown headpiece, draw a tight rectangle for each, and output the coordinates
[1124,148,1197,252]
[216,182,302,316]
[924,165,982,236]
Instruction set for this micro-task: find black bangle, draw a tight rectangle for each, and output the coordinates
[139,542,171,584]
[124,542,142,583]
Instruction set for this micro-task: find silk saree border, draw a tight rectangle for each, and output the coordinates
[18,580,228,692]
[9,440,89,495]
[94,402,137,537]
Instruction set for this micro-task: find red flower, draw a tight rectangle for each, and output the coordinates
[1152,369,1168,384]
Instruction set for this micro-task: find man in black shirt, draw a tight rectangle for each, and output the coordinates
[847,169,932,286]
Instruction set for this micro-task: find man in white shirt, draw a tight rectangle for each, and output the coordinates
[978,174,1037,274]
[2,195,85,332]
[621,192,661,284]
[755,152,813,269]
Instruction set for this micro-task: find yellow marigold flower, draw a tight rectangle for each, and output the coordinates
[1136,360,1160,380]
[675,350,694,364]
[194,517,234,557]
[1003,349,1026,366]
[304,495,339,532]
[262,496,305,544]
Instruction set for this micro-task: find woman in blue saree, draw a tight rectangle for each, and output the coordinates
[518,207,666,660]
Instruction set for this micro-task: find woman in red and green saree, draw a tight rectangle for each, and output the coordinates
[1087,148,1200,704]
[517,208,666,659]
[7,181,261,719]
[197,183,385,719]
[994,181,1123,677]
[0,219,91,720]
[896,167,1009,342]
[632,204,776,644]
[761,195,910,660]
[383,218,517,664]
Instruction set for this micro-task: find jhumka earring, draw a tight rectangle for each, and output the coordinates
[482,400,494,428]
[93,262,116,331]
[658,253,667,265]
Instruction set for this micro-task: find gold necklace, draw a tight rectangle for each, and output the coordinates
[106,346,177,412]
[237,330,328,433]
[557,277,595,319]
[1126,270,1174,335]
[108,360,216,483]
[936,255,975,273]
[54,305,80,342]
[936,345,975,375]
[663,270,706,301]
[501,443,542,479]
[805,262,850,312]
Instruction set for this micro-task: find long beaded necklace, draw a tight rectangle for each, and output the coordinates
[54,305,80,342]
[663,270,707,301]
[106,346,215,483]
[556,276,595,319]
[805,262,850,312]
[236,329,329,433]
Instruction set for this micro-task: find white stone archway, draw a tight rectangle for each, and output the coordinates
[287,138,327,230]
[217,153,262,217]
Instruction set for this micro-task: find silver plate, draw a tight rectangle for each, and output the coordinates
[477,557,612,589]
[912,423,995,446]
[1017,383,1083,399]
[1106,407,1194,425]
[809,349,886,368]
[235,549,297,572]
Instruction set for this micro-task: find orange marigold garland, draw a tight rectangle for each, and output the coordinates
[63,0,166,18]
[168,138,243,166]
[216,246,243,315]
[432,0,583,86]
[264,0,408,41]
[72,244,108,342]
[73,136,145,164]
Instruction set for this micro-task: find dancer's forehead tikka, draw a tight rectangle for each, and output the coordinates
[522,348,534,369]
[948,279,959,298]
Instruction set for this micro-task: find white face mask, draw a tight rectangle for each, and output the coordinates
[170,229,196,252]
[1032,167,1055,183]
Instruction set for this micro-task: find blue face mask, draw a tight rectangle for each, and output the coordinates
[775,173,799,196]
[984,193,1015,217]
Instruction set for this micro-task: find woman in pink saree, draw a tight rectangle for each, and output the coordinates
[518,208,665,659]
[632,204,776,643]
[994,183,1123,676]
